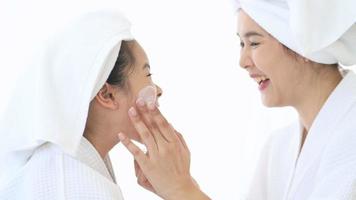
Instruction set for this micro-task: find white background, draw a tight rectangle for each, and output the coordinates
[1,0,353,199]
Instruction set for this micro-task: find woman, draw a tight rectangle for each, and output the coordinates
[118,0,356,199]
[0,11,162,199]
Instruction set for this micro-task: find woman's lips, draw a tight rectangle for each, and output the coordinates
[249,74,270,91]
[258,79,270,91]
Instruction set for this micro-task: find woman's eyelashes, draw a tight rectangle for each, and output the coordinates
[250,42,260,48]
[146,73,152,77]
[240,41,260,48]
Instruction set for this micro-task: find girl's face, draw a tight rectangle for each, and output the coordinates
[115,41,162,142]
[237,10,306,107]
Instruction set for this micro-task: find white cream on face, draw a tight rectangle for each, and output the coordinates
[138,85,157,105]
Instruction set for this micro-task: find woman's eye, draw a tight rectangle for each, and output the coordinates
[250,42,260,47]
[146,73,152,77]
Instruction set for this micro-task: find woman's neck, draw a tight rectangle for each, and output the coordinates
[294,67,342,146]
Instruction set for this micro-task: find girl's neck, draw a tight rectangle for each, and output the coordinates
[83,126,120,159]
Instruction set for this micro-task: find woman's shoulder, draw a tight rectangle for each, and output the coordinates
[19,143,124,200]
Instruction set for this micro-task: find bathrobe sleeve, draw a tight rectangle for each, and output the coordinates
[245,135,274,200]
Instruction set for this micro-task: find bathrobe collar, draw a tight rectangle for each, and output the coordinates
[290,70,356,196]
[75,137,117,183]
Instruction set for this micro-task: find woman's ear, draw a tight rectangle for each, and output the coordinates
[95,83,120,110]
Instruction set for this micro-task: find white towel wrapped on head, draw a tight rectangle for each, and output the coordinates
[234,0,356,66]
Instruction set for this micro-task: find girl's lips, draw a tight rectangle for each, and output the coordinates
[258,79,270,91]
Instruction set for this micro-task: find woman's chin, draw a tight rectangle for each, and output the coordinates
[262,101,275,107]
[261,96,278,107]
[261,96,285,108]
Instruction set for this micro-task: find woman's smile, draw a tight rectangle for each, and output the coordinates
[250,73,270,91]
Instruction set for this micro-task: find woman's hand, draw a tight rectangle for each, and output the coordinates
[134,159,156,193]
[118,99,210,200]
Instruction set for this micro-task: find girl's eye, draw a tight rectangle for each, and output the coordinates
[146,73,152,77]
[240,41,260,48]
[240,41,245,48]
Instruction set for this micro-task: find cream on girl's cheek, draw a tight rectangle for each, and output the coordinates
[137,85,158,106]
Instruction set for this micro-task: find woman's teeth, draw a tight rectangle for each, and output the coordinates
[254,76,269,85]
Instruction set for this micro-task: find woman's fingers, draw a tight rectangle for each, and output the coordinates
[135,99,167,146]
[134,159,140,178]
[135,160,156,193]
[118,132,149,167]
[146,103,179,143]
[128,107,158,154]
[135,98,155,129]
[175,130,190,153]
[122,101,208,199]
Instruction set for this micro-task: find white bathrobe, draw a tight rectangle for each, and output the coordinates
[0,137,124,200]
[247,70,356,200]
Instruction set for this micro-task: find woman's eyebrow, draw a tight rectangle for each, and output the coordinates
[237,31,264,38]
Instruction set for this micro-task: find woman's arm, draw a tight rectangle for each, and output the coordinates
[118,100,210,200]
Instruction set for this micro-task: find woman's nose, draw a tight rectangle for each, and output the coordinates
[239,49,253,69]
[155,85,163,98]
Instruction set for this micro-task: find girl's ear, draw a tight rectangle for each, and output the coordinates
[95,83,120,110]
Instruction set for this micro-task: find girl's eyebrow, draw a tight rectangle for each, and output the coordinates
[237,31,264,38]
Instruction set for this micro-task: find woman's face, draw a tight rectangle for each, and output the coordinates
[237,10,306,107]
[116,41,162,142]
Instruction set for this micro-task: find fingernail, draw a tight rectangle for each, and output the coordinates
[147,101,156,110]
[129,107,137,116]
[136,98,145,107]
[118,133,126,140]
